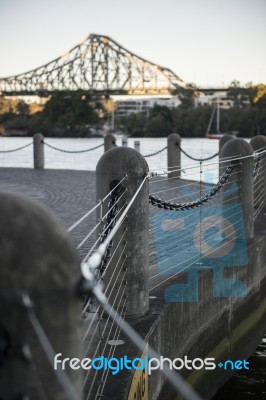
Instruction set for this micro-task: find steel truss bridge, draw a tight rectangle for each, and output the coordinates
[0,34,186,96]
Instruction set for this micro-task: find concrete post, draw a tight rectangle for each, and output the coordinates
[33,133,44,169]
[122,136,128,147]
[104,133,116,152]
[219,134,234,177]
[221,138,254,240]
[250,135,266,152]
[250,135,266,210]
[134,140,140,153]
[0,192,81,399]
[167,133,181,179]
[96,147,149,317]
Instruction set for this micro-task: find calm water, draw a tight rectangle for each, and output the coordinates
[0,135,264,399]
[0,136,219,182]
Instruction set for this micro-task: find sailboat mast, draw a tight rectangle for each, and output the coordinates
[216,95,220,133]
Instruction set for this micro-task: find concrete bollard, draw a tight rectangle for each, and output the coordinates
[219,134,234,177]
[104,133,116,152]
[221,138,254,240]
[250,135,266,152]
[122,135,128,147]
[134,140,140,153]
[96,147,149,317]
[33,133,44,169]
[250,135,266,210]
[0,192,81,399]
[167,133,181,179]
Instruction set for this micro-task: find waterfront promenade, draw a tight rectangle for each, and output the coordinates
[0,136,266,400]
[0,165,206,262]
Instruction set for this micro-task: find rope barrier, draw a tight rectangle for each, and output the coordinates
[149,161,238,211]
[143,145,167,158]
[0,142,32,153]
[43,141,104,153]
[177,143,218,162]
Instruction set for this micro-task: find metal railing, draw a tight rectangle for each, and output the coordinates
[1,135,266,400]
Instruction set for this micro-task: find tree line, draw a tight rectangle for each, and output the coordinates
[119,83,266,137]
[0,91,101,137]
[0,83,265,138]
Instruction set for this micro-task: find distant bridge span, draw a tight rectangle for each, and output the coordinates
[0,34,186,96]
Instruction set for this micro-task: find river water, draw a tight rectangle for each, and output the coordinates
[0,136,219,182]
[0,136,265,399]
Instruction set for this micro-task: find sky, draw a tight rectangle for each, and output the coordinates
[0,0,265,88]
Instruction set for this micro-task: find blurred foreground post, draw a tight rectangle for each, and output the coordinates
[0,192,81,399]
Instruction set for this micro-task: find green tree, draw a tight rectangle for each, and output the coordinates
[41,91,100,136]
[16,100,29,115]
[173,83,198,109]
[146,105,173,136]
[121,112,147,137]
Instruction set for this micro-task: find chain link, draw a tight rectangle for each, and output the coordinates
[80,179,125,314]
[149,161,239,211]
[177,143,218,162]
[143,146,167,158]
[0,142,32,153]
[43,141,104,153]
[97,180,125,275]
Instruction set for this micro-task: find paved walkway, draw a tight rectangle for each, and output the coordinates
[0,167,95,225]
[0,168,96,259]
[0,167,209,262]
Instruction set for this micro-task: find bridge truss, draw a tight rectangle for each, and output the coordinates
[0,34,185,96]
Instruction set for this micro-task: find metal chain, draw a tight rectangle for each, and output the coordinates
[0,142,32,153]
[97,180,124,275]
[43,141,104,153]
[149,161,238,211]
[177,143,218,162]
[79,179,125,314]
[143,146,167,158]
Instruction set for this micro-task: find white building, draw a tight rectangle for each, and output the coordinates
[195,89,250,109]
[113,95,181,117]
[195,90,234,109]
